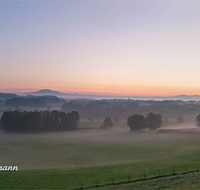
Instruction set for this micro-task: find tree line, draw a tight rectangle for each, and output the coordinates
[6,97,46,107]
[61,100,200,122]
[4,98,200,121]
[0,110,79,133]
[99,112,163,131]
[5,96,65,108]
[2,110,200,133]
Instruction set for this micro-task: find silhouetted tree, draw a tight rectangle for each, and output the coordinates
[42,110,55,131]
[127,113,145,131]
[102,117,114,129]
[1,110,80,133]
[64,111,80,130]
[41,110,80,131]
[145,112,162,130]
[177,115,184,124]
[196,114,200,127]
[1,111,42,132]
[25,111,43,132]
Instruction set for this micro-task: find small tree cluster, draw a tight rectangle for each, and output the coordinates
[99,117,114,130]
[145,112,162,130]
[127,112,162,131]
[1,111,42,133]
[196,114,200,127]
[127,114,145,131]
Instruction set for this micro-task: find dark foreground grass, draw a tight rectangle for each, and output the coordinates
[1,167,200,189]
[88,171,200,190]
[1,162,200,189]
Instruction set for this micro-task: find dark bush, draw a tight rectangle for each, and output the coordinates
[127,113,145,131]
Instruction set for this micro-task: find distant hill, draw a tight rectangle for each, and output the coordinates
[27,89,64,96]
[23,89,86,98]
[17,89,200,101]
[127,94,200,101]
[174,94,200,99]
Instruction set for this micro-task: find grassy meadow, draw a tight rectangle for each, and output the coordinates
[1,120,200,189]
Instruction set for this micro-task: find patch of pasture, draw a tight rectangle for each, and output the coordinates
[1,123,200,189]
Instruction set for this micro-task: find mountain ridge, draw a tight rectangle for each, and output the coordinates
[16,89,200,100]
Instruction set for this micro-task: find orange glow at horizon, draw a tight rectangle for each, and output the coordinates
[1,83,200,97]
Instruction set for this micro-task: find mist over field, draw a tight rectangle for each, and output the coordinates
[1,98,200,189]
[0,120,199,170]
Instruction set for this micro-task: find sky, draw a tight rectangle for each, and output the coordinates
[1,0,200,96]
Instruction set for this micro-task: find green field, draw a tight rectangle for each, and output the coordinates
[1,122,200,189]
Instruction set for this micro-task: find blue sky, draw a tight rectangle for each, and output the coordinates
[1,1,200,95]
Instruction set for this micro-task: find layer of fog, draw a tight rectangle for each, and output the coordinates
[1,121,200,170]
[0,121,198,143]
